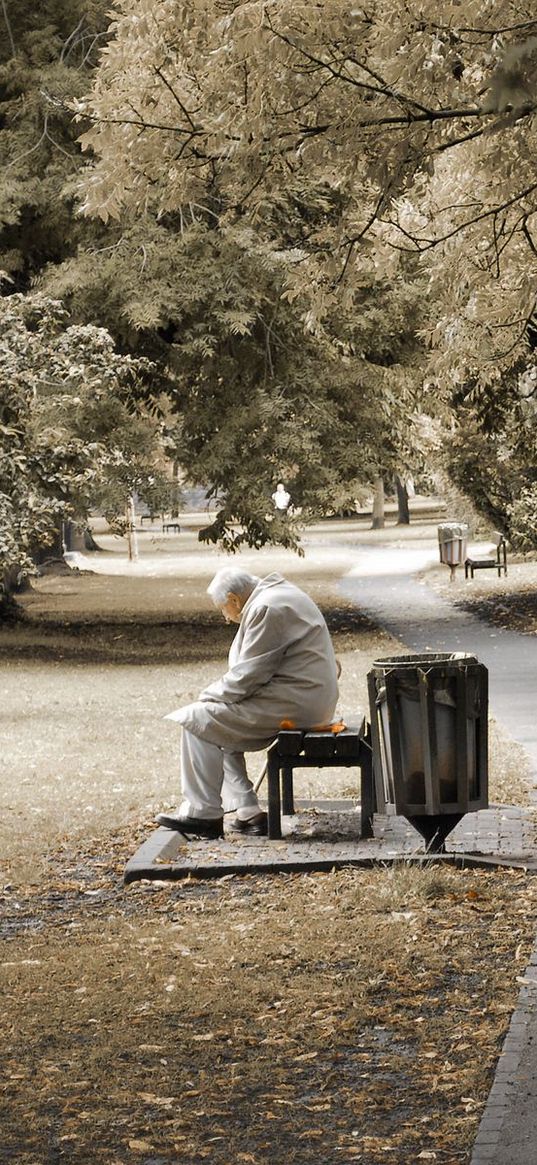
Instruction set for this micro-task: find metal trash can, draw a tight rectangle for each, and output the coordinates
[438,522,469,580]
[367,652,488,851]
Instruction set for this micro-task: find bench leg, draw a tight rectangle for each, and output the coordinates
[281,765,295,815]
[360,740,375,839]
[267,750,282,839]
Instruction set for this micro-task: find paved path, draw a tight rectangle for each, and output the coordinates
[341,543,537,778]
[339,540,537,1165]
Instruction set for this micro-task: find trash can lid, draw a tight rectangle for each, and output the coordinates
[437,521,469,540]
[372,651,479,669]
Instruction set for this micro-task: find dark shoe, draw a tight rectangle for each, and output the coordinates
[155,813,224,838]
[229,811,268,837]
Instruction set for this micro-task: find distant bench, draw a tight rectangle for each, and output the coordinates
[464,532,508,580]
[139,515,181,534]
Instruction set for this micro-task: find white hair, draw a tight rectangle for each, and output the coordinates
[207,569,260,606]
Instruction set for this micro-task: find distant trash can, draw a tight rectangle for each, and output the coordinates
[438,522,469,579]
[367,652,488,851]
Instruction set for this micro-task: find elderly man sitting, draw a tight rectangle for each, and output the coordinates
[157,568,339,838]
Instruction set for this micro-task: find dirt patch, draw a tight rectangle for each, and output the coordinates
[457,586,537,636]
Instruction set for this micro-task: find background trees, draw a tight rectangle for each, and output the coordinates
[0,293,169,599]
[2,1,537,574]
[47,217,426,549]
[74,0,537,543]
[0,0,112,290]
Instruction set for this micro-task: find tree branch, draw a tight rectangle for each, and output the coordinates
[382,183,537,253]
[344,54,434,117]
[433,18,537,36]
[337,188,389,284]
[60,15,86,63]
[1,0,16,57]
[73,109,203,137]
[433,126,485,154]
[154,65,200,129]
[523,218,537,259]
[487,301,537,361]
[266,14,436,117]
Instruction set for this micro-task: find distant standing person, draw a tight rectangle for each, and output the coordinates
[272,482,291,513]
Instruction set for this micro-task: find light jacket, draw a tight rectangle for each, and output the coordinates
[166,572,339,750]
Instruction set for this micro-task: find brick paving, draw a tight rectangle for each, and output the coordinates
[124,800,537,884]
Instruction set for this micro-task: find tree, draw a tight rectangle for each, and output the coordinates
[0,292,170,600]
[74,2,537,313]
[395,475,410,526]
[442,362,537,545]
[46,210,427,548]
[71,1,537,541]
[0,0,113,289]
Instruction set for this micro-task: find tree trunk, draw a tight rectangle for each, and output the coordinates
[371,477,385,529]
[126,495,138,562]
[395,475,410,525]
[64,520,101,551]
[84,527,101,551]
[171,459,181,519]
[64,520,85,552]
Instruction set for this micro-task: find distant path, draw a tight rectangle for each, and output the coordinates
[339,541,537,780]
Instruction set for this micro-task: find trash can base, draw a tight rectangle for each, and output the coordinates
[407,813,464,853]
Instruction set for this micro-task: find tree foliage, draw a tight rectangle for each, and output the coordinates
[75,1,537,331]
[0,0,111,288]
[47,211,426,549]
[72,0,537,540]
[0,293,169,588]
[443,361,537,545]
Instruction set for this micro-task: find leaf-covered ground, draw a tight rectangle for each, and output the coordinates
[2,519,537,1165]
[3,830,537,1165]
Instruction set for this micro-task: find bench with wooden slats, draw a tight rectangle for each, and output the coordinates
[465,533,507,580]
[266,718,375,839]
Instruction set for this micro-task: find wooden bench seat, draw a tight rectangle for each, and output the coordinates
[266,718,375,840]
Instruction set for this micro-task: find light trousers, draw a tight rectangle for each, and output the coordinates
[178,728,261,819]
